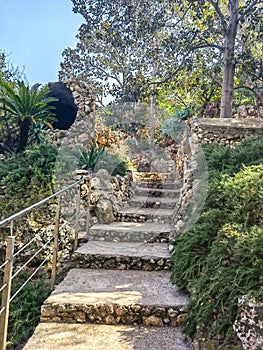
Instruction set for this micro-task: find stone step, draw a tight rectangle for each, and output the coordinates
[134,172,175,183]
[129,196,177,209]
[117,207,174,224]
[40,269,189,327]
[71,241,172,271]
[135,187,180,198]
[23,323,192,350]
[87,222,171,243]
[135,181,182,189]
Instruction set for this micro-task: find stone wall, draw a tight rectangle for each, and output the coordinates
[50,79,97,150]
[203,102,263,119]
[170,128,206,239]
[233,105,263,119]
[41,302,188,327]
[75,169,134,230]
[233,296,263,350]
[190,118,263,146]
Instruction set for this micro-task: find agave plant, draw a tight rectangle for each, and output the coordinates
[160,107,193,142]
[28,122,50,145]
[78,144,105,171]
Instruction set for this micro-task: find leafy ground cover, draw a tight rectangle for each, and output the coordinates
[171,134,263,348]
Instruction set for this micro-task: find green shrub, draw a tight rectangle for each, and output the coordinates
[202,143,231,179]
[1,276,51,347]
[94,151,130,176]
[0,142,57,218]
[28,122,50,145]
[228,133,263,171]
[159,107,192,141]
[183,224,263,342]
[171,134,263,346]
[205,165,263,226]
[203,133,263,177]
[171,209,224,292]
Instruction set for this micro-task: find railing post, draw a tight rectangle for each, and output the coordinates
[51,198,61,291]
[73,184,81,251]
[85,179,91,237]
[0,235,15,350]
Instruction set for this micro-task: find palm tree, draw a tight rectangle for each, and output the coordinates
[0,80,58,153]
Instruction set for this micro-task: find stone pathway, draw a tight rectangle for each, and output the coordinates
[23,172,192,350]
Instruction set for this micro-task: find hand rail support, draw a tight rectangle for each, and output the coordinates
[0,236,14,350]
[50,198,61,290]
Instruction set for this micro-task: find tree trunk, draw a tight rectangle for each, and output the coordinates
[220,0,239,118]
[16,119,30,153]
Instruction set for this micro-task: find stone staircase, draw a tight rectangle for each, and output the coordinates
[23,172,192,350]
[116,181,180,224]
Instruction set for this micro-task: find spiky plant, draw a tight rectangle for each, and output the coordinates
[78,145,105,171]
[0,80,58,152]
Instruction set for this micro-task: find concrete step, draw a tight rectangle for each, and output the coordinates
[87,222,171,243]
[129,196,177,209]
[24,323,192,350]
[71,241,172,271]
[40,269,189,327]
[117,207,174,224]
[135,187,180,198]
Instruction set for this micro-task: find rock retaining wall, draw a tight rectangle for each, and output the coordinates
[190,118,263,146]
[170,130,207,238]
[71,254,172,271]
[50,79,97,149]
[233,296,263,350]
[74,169,134,229]
[233,105,263,119]
[40,302,188,327]
[203,103,263,119]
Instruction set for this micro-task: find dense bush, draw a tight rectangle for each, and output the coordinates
[176,222,263,343]
[171,134,263,347]
[203,132,263,178]
[0,142,57,218]
[171,209,225,292]
[205,165,263,226]
[94,150,130,176]
[5,276,50,347]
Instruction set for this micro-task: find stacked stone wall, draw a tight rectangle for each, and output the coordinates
[203,103,263,119]
[50,79,97,150]
[190,118,263,146]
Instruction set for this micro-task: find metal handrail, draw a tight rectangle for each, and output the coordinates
[0,173,91,350]
[0,175,90,227]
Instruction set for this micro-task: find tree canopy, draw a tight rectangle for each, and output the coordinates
[60,0,263,117]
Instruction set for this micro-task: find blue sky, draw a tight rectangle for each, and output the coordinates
[0,0,82,85]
